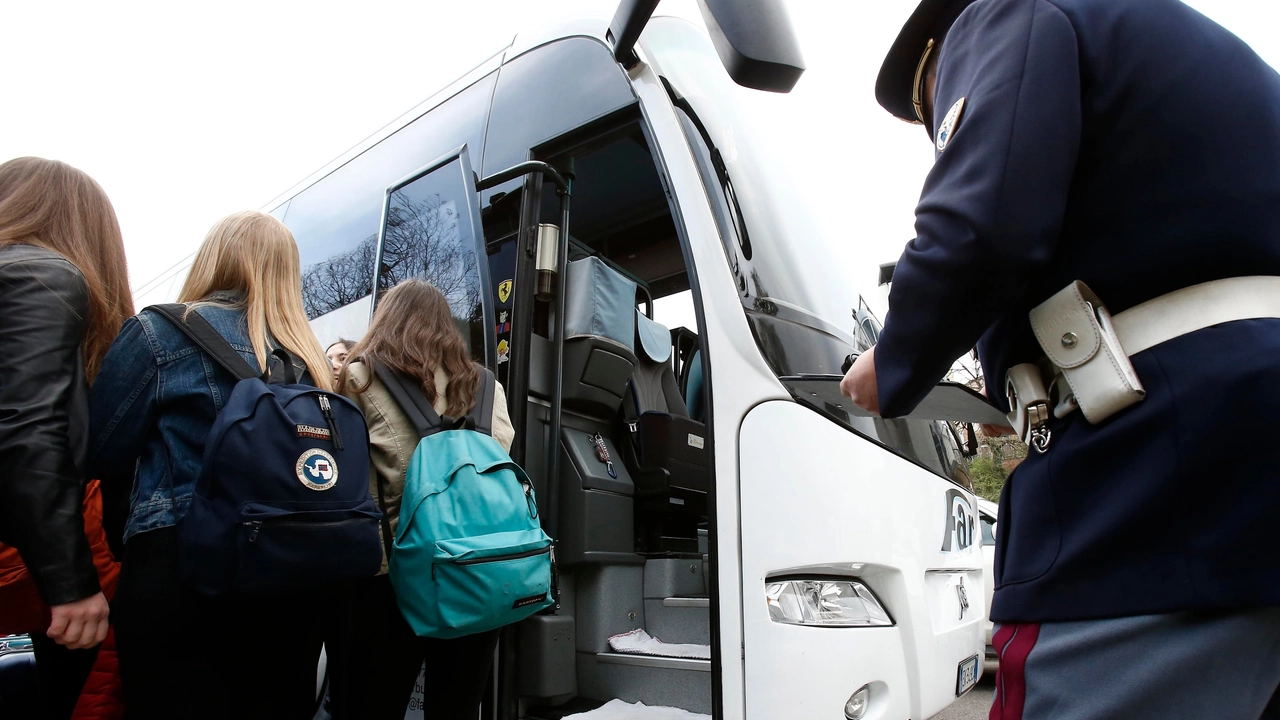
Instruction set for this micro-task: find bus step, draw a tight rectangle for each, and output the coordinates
[643,597,710,646]
[577,652,712,716]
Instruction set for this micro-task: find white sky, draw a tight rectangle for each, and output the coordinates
[2,0,1276,312]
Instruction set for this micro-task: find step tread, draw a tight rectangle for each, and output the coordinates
[662,597,710,608]
[596,652,711,672]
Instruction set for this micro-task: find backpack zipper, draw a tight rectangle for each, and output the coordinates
[451,545,551,567]
[318,396,344,450]
[453,543,547,566]
[241,516,371,543]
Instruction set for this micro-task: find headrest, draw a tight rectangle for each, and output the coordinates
[635,310,672,364]
[564,256,637,348]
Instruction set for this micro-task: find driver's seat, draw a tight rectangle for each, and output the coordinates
[624,311,709,554]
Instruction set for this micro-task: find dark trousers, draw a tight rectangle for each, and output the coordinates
[327,575,498,720]
[29,633,99,720]
[111,528,326,720]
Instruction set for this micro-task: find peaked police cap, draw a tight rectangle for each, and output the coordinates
[875,0,979,123]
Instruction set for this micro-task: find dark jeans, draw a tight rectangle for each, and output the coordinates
[29,633,99,720]
[327,575,498,720]
[111,528,327,720]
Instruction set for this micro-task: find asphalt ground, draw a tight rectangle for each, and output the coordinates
[929,661,997,720]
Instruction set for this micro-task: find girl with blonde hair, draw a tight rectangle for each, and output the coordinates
[89,210,333,719]
[0,157,132,719]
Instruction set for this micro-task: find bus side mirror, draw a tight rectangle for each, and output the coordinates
[609,0,805,93]
[696,0,806,93]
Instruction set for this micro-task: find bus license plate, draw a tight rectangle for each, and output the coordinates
[956,654,980,696]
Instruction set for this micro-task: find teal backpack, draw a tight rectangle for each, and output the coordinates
[375,364,554,639]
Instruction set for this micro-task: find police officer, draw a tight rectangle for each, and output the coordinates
[841,0,1280,717]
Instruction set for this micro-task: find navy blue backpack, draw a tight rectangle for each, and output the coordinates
[149,304,384,596]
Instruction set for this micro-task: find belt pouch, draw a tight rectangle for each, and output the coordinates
[1029,281,1145,424]
[1004,362,1049,446]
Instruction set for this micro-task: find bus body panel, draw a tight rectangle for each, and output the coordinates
[740,401,983,719]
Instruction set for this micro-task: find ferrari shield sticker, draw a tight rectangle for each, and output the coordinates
[936,96,966,152]
[498,279,513,304]
[296,448,338,491]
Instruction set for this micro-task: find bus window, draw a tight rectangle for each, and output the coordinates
[376,148,491,365]
[269,200,289,222]
[653,289,696,333]
[285,71,496,344]
[481,38,635,178]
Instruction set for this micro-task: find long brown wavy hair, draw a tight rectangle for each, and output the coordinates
[340,278,479,418]
[0,157,134,382]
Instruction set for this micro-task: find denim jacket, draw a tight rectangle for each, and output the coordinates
[88,294,307,544]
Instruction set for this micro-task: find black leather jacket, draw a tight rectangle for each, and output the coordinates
[0,244,99,606]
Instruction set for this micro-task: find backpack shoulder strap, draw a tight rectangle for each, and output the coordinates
[373,363,444,439]
[146,304,260,381]
[466,366,496,437]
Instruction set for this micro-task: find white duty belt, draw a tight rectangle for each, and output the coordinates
[1006,276,1280,453]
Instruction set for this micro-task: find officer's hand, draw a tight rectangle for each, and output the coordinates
[840,346,879,415]
[47,592,110,650]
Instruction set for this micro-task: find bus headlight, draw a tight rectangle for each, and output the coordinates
[765,579,892,627]
[844,684,871,719]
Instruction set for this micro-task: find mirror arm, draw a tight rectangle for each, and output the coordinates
[608,0,662,69]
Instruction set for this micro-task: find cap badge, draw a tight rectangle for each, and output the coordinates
[936,97,966,152]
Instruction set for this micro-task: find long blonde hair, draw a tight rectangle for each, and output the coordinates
[178,211,332,390]
[0,157,134,382]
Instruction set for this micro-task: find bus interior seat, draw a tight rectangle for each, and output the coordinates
[561,256,639,413]
[624,310,709,555]
[552,257,645,566]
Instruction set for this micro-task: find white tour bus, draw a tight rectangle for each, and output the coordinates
[134,2,996,718]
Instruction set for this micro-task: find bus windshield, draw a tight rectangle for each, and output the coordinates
[651,24,971,486]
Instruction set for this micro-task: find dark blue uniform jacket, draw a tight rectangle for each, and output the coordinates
[874,0,1280,622]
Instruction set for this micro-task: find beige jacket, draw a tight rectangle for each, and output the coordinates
[343,360,515,573]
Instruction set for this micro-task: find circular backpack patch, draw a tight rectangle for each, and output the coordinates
[296,448,338,491]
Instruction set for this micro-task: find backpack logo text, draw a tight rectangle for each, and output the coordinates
[296,424,332,441]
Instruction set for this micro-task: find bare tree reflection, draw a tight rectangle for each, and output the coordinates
[299,190,481,329]
[301,235,377,319]
[378,190,479,315]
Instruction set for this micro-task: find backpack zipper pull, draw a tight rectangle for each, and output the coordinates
[318,396,344,450]
[523,479,538,519]
[243,520,262,543]
[550,544,561,611]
